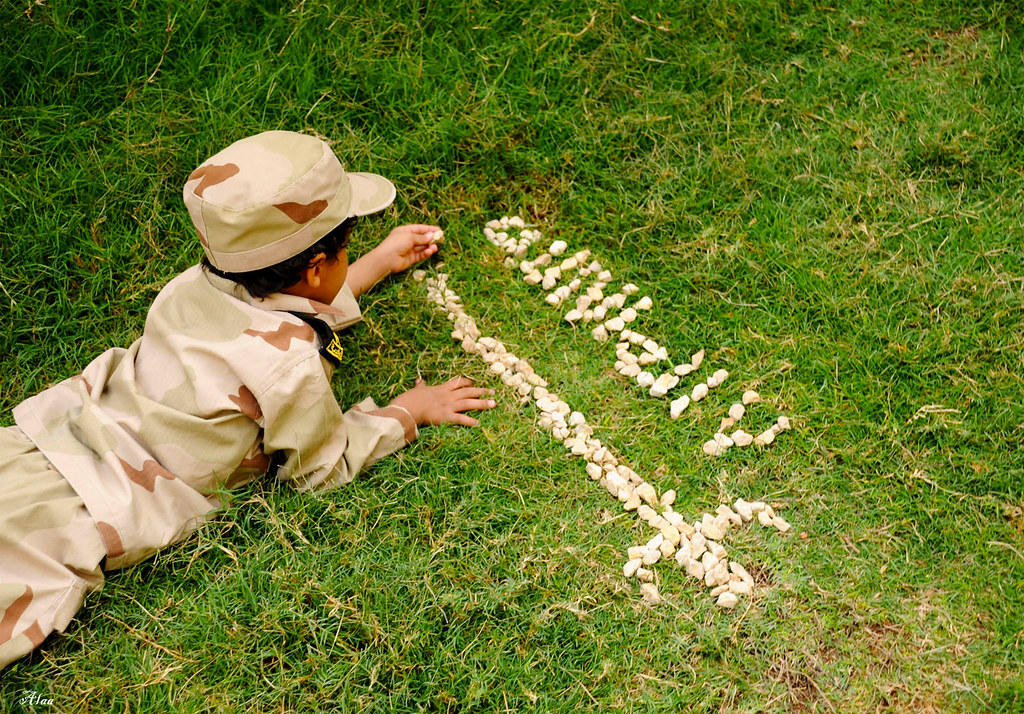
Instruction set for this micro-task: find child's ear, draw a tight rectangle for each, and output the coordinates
[303,253,328,288]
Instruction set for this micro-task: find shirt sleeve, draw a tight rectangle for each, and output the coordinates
[255,351,418,491]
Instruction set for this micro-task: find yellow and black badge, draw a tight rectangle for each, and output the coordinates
[288,312,344,367]
[323,331,344,365]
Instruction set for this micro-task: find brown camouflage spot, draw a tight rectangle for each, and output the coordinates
[238,450,271,473]
[0,585,33,641]
[95,521,126,559]
[244,321,314,351]
[228,386,263,420]
[24,621,45,647]
[118,457,176,493]
[273,200,328,224]
[308,298,345,316]
[188,163,240,197]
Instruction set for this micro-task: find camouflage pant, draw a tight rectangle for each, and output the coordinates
[0,426,105,669]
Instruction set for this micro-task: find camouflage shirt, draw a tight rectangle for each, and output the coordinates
[14,265,417,570]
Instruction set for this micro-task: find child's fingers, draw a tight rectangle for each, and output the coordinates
[451,386,493,400]
[448,413,480,427]
[454,397,496,412]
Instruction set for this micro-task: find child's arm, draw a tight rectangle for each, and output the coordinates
[347,224,442,298]
[389,376,496,428]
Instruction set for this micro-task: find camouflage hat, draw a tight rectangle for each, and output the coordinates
[183,131,396,272]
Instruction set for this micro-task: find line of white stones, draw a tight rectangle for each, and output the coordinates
[482,216,797,457]
[413,257,791,609]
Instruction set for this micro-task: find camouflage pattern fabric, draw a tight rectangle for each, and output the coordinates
[13,265,417,577]
[183,131,396,272]
[0,426,106,669]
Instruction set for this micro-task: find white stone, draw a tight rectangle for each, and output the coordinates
[702,439,725,457]
[564,309,583,322]
[575,294,593,311]
[642,548,661,566]
[640,583,664,605]
[623,558,643,578]
[591,324,608,341]
[777,415,792,431]
[716,592,738,609]
[718,416,735,433]
[636,482,658,506]
[716,505,742,527]
[754,429,775,446]
[636,296,653,310]
[741,390,761,405]
[623,493,641,511]
[689,532,707,559]
[674,363,694,376]
[729,580,752,596]
[592,305,607,321]
[713,432,734,449]
[670,395,690,419]
[549,240,568,255]
[686,559,705,580]
[702,519,726,541]
[728,403,745,421]
[733,499,753,522]
[489,361,506,375]
[620,307,638,323]
[691,383,709,401]
[660,525,681,547]
[560,257,578,272]
[691,350,705,369]
[706,375,721,389]
[710,584,730,598]
[757,511,773,527]
[637,371,655,388]
[660,489,676,507]
[621,364,642,377]
[649,383,668,398]
[710,541,727,560]
[771,516,792,533]
[523,270,542,285]
[730,562,753,584]
[635,567,654,583]
[622,283,639,295]
[638,352,658,366]
[642,339,660,354]
[731,430,754,447]
[604,316,625,332]
[412,269,426,282]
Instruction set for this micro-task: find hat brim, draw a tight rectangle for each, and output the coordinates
[347,172,396,217]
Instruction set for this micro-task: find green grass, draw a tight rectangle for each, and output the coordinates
[2,0,1023,710]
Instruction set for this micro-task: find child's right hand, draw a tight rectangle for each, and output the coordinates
[390,377,496,427]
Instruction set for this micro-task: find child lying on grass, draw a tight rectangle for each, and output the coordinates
[0,130,495,669]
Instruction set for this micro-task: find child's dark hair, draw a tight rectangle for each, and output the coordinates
[202,217,358,298]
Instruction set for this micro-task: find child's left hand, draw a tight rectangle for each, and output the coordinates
[376,224,443,275]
